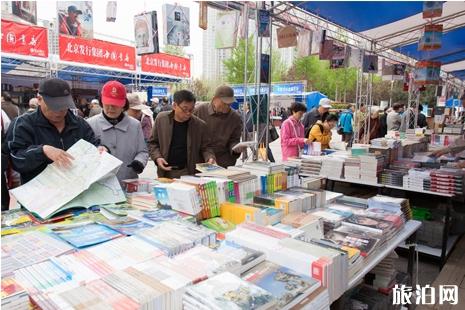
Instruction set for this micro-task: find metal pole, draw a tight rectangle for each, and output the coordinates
[242,5,250,162]
[265,2,273,162]
[254,3,263,161]
[389,80,394,108]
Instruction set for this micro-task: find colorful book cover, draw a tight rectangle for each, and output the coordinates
[143,209,180,222]
[325,230,379,257]
[52,223,123,248]
[186,272,276,309]
[99,218,153,236]
[201,217,236,233]
[243,261,320,309]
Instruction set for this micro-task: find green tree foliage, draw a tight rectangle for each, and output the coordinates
[163,45,186,57]
[288,55,358,102]
[223,38,288,84]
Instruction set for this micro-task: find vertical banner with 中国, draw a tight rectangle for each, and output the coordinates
[1,19,48,57]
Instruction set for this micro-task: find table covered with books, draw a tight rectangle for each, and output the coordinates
[2,141,422,310]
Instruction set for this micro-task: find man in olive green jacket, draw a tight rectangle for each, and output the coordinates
[148,90,215,178]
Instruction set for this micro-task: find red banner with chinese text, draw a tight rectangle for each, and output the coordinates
[141,53,190,78]
[59,35,136,71]
[1,19,48,58]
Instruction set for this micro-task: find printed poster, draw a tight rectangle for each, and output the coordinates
[345,46,364,68]
[134,11,159,55]
[260,54,270,84]
[363,54,378,73]
[423,1,443,18]
[57,1,93,39]
[330,44,346,69]
[258,9,270,37]
[414,61,441,85]
[215,11,239,49]
[277,26,298,48]
[106,1,117,22]
[297,30,311,57]
[311,29,325,55]
[12,1,37,25]
[418,24,442,51]
[163,3,190,46]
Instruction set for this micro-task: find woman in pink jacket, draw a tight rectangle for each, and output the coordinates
[280,102,311,161]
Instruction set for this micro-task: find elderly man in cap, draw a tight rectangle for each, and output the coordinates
[59,5,83,36]
[302,97,332,134]
[5,78,101,184]
[127,93,153,142]
[193,85,243,168]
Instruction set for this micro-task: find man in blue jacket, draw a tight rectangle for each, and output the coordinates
[338,104,355,144]
[6,78,101,184]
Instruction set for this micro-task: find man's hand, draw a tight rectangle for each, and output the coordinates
[430,147,449,158]
[97,146,108,154]
[156,158,172,171]
[43,145,74,168]
[207,157,216,164]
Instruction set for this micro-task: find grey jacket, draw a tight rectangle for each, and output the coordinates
[387,111,401,131]
[87,113,149,182]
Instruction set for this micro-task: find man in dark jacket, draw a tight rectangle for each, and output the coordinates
[194,85,243,168]
[148,90,215,178]
[6,78,101,184]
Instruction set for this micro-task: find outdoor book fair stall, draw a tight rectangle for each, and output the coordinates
[2,1,465,310]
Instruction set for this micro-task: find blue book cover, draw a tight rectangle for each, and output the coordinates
[52,223,123,248]
[143,209,180,223]
[243,261,320,309]
[100,218,153,236]
[153,186,170,206]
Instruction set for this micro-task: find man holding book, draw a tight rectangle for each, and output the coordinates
[148,90,215,178]
[193,85,244,168]
[5,78,102,184]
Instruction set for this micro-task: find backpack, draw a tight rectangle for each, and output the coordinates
[337,111,351,135]
[306,123,324,141]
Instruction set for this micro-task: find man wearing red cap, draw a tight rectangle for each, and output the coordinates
[87,81,148,182]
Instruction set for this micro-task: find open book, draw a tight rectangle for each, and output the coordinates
[10,139,126,220]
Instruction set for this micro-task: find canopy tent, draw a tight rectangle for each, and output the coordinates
[296,1,465,82]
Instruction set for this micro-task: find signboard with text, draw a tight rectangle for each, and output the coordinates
[1,19,48,58]
[59,35,136,71]
[231,82,305,97]
[141,53,190,78]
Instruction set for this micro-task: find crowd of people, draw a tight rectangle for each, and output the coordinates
[1,78,457,211]
[280,98,433,159]
[1,78,246,210]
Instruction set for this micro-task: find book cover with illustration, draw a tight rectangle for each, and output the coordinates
[243,261,320,309]
[52,223,123,248]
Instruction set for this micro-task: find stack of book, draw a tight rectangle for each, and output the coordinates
[430,168,464,195]
[102,267,173,309]
[1,209,38,236]
[359,154,384,184]
[126,192,158,209]
[85,235,164,271]
[220,202,284,226]
[281,212,324,239]
[308,208,352,234]
[1,278,29,310]
[368,251,399,290]
[343,157,361,180]
[203,177,236,204]
[284,164,300,188]
[230,162,288,195]
[201,217,236,235]
[341,214,400,243]
[197,168,259,204]
[242,261,321,310]
[379,169,407,187]
[295,156,323,176]
[153,183,202,216]
[2,231,74,277]
[253,193,303,215]
[320,157,344,178]
[179,176,220,219]
[215,240,266,275]
[325,227,380,258]
[183,272,277,310]
[287,187,326,208]
[121,178,157,193]
[134,220,216,257]
[367,195,412,222]
[371,138,401,148]
[403,168,431,191]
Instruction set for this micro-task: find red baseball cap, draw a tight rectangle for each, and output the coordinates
[101,81,127,107]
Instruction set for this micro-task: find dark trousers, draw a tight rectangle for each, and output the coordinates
[1,172,9,211]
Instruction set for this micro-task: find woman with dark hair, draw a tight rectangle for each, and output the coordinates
[308,113,338,150]
[87,81,148,183]
[280,102,311,161]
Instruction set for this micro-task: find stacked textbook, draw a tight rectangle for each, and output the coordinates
[183,272,277,310]
[359,154,384,184]
[343,157,361,180]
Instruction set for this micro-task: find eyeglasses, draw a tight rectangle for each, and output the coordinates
[176,104,194,114]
